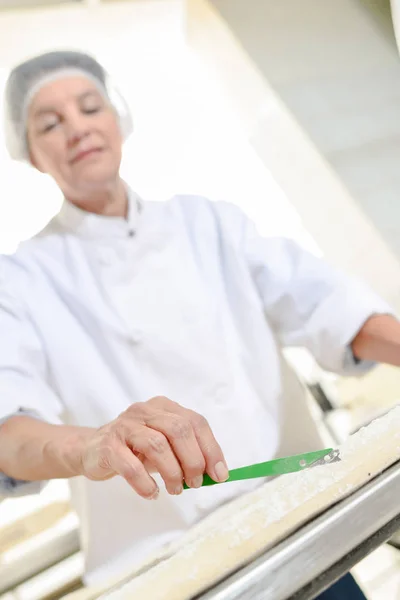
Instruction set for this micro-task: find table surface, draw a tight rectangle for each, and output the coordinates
[195,461,400,600]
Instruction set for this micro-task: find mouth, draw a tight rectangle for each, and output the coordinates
[70,148,103,164]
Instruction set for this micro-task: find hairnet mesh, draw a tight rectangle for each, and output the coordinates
[3,50,133,161]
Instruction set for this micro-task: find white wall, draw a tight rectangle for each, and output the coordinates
[212,0,400,260]
[204,0,400,305]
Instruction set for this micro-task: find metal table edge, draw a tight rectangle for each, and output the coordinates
[196,460,400,600]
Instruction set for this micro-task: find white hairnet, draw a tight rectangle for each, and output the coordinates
[3,50,133,161]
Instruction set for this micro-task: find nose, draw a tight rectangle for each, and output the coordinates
[65,108,90,148]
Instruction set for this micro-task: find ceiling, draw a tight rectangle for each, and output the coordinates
[0,0,81,7]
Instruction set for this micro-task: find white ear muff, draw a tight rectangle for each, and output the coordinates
[3,104,27,162]
[107,82,134,141]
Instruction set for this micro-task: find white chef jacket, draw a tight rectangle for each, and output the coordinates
[0,190,390,585]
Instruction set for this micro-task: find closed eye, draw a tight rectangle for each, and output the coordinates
[41,120,59,134]
[83,107,102,114]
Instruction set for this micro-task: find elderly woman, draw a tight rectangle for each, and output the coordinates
[0,51,398,599]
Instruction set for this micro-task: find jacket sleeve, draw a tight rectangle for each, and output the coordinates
[239,212,393,375]
[0,287,63,497]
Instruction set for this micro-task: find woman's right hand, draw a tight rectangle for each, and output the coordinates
[78,396,229,499]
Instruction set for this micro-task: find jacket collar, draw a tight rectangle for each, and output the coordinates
[56,185,142,239]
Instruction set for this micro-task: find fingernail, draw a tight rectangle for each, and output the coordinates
[189,475,203,489]
[149,487,160,500]
[173,485,183,495]
[214,461,229,482]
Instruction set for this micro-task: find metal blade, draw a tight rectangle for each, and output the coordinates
[306,449,341,469]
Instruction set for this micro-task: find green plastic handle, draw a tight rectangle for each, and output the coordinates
[183,448,334,490]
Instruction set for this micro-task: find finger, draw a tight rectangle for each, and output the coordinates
[129,428,185,496]
[187,411,229,483]
[150,399,228,484]
[108,444,159,500]
[146,414,206,489]
[134,452,157,474]
[144,397,229,484]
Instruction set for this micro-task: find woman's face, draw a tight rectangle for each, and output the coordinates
[27,76,123,201]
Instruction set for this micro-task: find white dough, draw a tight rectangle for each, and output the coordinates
[100,405,400,600]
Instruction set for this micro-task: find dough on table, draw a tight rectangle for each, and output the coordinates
[96,405,400,600]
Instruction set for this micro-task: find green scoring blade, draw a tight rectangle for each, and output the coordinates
[183,448,336,490]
